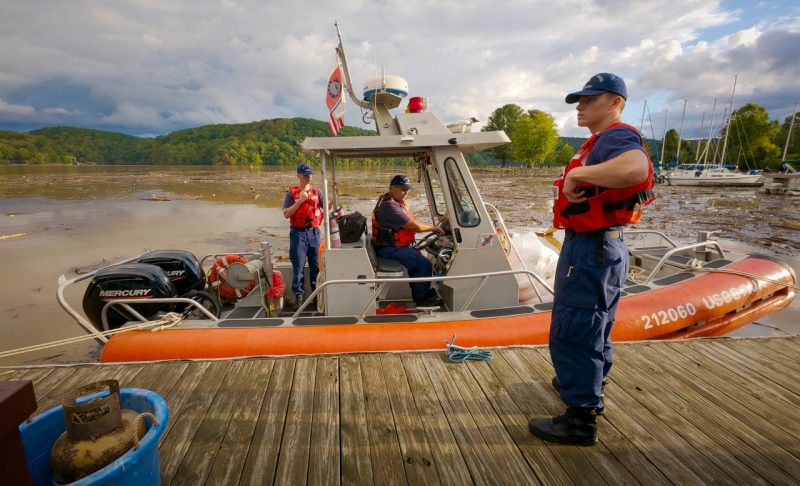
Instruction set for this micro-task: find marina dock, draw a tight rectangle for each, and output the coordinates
[3,336,800,485]
[761,172,800,195]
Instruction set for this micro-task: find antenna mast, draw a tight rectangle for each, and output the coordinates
[334,21,371,110]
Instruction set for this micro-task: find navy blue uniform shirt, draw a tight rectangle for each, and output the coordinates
[586,126,644,166]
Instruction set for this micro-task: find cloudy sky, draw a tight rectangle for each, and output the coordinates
[1,0,798,138]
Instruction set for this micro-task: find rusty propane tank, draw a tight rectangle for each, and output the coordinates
[49,380,150,484]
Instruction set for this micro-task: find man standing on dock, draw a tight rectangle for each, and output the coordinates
[529,73,654,445]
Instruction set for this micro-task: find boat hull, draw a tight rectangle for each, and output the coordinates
[666,175,763,186]
[100,256,795,362]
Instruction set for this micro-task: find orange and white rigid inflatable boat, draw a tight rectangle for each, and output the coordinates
[92,245,794,362]
[56,40,797,363]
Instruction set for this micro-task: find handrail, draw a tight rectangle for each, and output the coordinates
[484,202,543,301]
[641,241,726,284]
[623,230,680,248]
[199,252,262,272]
[101,298,220,331]
[57,254,145,344]
[293,268,554,318]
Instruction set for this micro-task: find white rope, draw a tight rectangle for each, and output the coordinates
[0,313,184,360]
[627,266,649,284]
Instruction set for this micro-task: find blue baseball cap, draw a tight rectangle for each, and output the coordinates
[296,163,313,176]
[390,174,411,190]
[565,73,628,104]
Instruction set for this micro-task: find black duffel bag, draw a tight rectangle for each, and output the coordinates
[337,211,367,243]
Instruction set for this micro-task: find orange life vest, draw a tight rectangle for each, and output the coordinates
[289,186,323,229]
[371,193,416,247]
[552,122,655,232]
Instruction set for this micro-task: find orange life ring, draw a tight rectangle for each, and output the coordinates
[208,255,256,302]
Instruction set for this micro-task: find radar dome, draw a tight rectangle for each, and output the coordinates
[362,75,409,103]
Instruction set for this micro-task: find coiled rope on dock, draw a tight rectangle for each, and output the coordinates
[445,334,492,363]
[0,312,184,360]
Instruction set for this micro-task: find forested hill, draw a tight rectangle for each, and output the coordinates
[0,118,654,166]
[0,118,375,165]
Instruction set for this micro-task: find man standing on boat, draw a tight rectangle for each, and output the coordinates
[529,73,654,445]
[372,175,445,307]
[283,163,324,310]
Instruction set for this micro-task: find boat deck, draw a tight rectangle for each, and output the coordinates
[3,336,800,485]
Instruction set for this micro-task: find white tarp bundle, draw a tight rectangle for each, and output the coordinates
[507,230,559,305]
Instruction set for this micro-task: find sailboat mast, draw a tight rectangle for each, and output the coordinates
[719,75,737,166]
[676,100,687,165]
[782,103,799,163]
[659,108,669,165]
[695,111,706,161]
[712,107,727,164]
[703,98,718,165]
[640,100,647,133]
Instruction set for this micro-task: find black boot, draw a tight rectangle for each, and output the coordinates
[529,407,597,446]
[551,376,608,415]
[287,294,304,311]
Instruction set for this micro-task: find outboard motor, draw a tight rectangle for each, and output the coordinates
[82,264,176,331]
[137,250,220,318]
[138,250,205,295]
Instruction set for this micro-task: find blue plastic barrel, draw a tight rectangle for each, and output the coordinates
[20,388,169,486]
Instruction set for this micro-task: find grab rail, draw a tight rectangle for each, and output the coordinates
[199,252,262,272]
[623,230,680,249]
[57,254,145,344]
[641,241,726,284]
[100,298,220,331]
[293,268,554,319]
[484,202,543,301]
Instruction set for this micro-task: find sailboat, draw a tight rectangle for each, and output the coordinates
[665,76,763,187]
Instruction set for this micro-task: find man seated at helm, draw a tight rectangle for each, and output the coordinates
[372,175,445,307]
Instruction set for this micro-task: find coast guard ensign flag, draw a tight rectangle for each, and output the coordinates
[326,66,346,136]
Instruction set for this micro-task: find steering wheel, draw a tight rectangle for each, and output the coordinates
[413,230,442,250]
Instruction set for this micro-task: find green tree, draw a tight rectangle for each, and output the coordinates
[722,103,780,168]
[774,111,800,162]
[552,142,574,165]
[510,111,559,168]
[483,104,523,167]
[660,128,680,164]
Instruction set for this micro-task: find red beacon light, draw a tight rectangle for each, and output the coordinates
[407,96,427,113]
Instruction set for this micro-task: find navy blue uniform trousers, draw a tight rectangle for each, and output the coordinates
[289,226,320,296]
[549,228,628,409]
[375,245,432,300]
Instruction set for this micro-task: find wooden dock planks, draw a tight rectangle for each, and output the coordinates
[4,336,800,485]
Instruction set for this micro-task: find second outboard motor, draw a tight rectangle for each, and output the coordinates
[138,250,205,295]
[137,250,220,319]
[82,264,176,331]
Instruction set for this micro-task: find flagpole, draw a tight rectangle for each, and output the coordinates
[334,21,370,110]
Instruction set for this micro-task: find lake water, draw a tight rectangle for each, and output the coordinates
[1,165,797,365]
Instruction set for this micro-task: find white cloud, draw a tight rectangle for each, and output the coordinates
[0,0,796,137]
[0,99,35,115]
